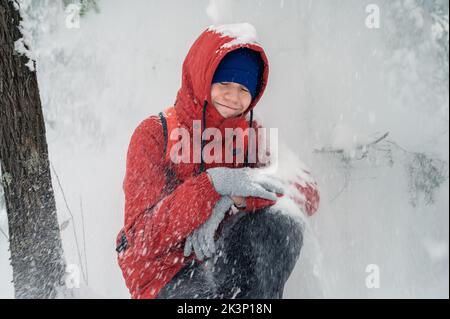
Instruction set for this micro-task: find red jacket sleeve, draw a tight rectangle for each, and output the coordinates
[239,171,320,216]
[122,116,221,258]
[288,171,320,216]
[239,120,320,216]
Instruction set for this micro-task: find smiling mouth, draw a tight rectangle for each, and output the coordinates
[216,102,239,111]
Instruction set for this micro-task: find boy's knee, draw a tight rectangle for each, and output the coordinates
[247,208,303,289]
[219,207,304,266]
[251,208,303,250]
[213,208,304,298]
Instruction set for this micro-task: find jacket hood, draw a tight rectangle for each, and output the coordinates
[174,23,269,133]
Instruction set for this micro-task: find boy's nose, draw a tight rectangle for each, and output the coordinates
[224,88,240,105]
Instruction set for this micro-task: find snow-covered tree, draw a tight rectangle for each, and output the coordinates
[0,0,66,298]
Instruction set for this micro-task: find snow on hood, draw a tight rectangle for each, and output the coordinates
[208,23,260,48]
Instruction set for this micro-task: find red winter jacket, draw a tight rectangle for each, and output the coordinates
[116,26,320,299]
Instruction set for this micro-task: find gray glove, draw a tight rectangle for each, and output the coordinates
[206,167,285,201]
[184,196,234,260]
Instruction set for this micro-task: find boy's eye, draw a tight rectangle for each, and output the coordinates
[218,82,249,93]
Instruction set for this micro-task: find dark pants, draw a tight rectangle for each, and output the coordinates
[156,207,304,299]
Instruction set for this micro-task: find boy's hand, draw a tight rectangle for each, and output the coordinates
[206,167,285,201]
[184,196,234,260]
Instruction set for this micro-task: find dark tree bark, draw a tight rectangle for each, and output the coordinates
[0,0,66,298]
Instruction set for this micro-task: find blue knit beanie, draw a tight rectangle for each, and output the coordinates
[212,48,263,99]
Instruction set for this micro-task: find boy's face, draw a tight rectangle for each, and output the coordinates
[211,82,252,118]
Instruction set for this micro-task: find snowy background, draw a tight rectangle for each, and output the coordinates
[0,0,448,298]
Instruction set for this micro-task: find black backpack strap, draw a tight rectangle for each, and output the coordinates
[158,111,179,194]
[115,230,128,253]
[158,112,168,158]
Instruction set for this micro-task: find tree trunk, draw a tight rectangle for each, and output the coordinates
[0,0,66,298]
